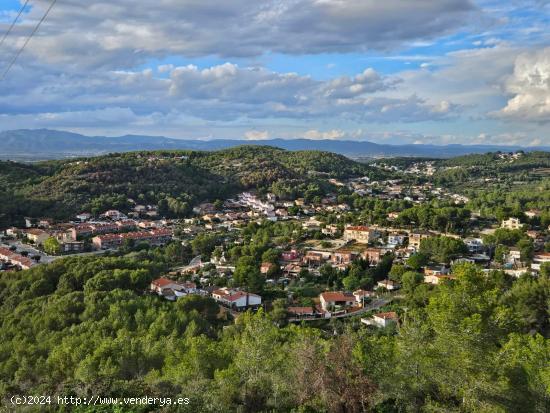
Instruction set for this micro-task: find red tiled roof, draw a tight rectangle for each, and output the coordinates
[288,306,315,315]
[152,277,173,287]
[374,311,398,320]
[320,292,355,302]
[346,226,371,231]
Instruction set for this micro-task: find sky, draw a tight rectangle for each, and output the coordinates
[0,0,549,146]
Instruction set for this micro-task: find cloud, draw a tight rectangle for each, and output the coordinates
[301,129,347,140]
[5,0,477,69]
[493,47,550,122]
[0,62,458,123]
[245,130,270,140]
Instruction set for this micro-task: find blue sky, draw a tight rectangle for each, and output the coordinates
[0,0,549,146]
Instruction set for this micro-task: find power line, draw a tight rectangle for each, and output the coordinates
[0,0,57,81]
[0,0,31,49]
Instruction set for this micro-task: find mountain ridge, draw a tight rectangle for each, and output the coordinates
[1,129,548,160]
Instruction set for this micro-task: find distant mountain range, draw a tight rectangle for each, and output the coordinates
[1,129,548,160]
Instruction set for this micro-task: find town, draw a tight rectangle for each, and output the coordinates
[3,162,548,327]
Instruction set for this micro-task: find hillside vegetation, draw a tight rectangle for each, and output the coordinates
[0,146,377,225]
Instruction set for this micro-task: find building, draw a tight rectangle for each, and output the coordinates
[501,217,524,230]
[281,249,300,261]
[361,311,398,328]
[212,287,262,310]
[408,231,432,250]
[287,306,318,318]
[353,289,373,306]
[362,248,382,265]
[92,229,172,250]
[388,232,407,246]
[532,253,550,271]
[150,277,197,300]
[24,229,50,246]
[332,249,358,266]
[343,226,380,244]
[464,238,484,254]
[424,273,454,285]
[376,279,400,291]
[61,241,85,253]
[260,262,276,275]
[424,265,449,277]
[0,247,35,270]
[319,291,356,311]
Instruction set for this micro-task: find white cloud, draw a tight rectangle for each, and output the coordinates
[301,129,346,140]
[494,47,550,122]
[245,130,270,140]
[0,62,458,124]
[4,0,478,69]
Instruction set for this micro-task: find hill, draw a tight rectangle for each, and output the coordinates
[0,146,378,226]
[1,129,549,160]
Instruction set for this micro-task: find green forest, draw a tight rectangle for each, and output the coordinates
[0,146,379,227]
[0,252,548,412]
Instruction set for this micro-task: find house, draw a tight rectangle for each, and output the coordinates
[332,249,358,266]
[321,224,338,236]
[424,273,454,285]
[362,248,383,265]
[353,289,373,306]
[361,311,398,328]
[288,306,319,318]
[376,279,400,291]
[343,226,380,244]
[506,247,522,265]
[211,287,262,310]
[281,249,300,261]
[76,212,92,222]
[319,291,356,311]
[388,232,407,246]
[532,253,550,271]
[424,265,449,277]
[260,262,276,275]
[501,217,524,230]
[102,210,127,221]
[150,277,197,300]
[24,229,50,246]
[525,209,541,218]
[0,247,35,270]
[408,231,432,250]
[464,238,484,254]
[61,241,85,253]
[92,229,172,250]
[304,250,330,267]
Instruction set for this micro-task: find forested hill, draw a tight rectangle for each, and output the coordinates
[431,151,550,186]
[0,146,378,225]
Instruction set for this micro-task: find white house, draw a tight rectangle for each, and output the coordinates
[319,291,356,311]
[501,217,523,230]
[150,277,197,300]
[361,311,398,328]
[212,287,262,310]
[376,279,400,291]
[532,253,550,271]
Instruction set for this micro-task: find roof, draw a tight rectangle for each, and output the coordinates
[374,311,398,320]
[152,277,174,288]
[345,226,371,232]
[320,292,355,302]
[212,288,260,301]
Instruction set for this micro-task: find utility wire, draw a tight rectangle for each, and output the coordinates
[0,0,57,81]
[0,0,31,49]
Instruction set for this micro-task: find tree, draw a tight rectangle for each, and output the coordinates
[419,236,468,263]
[44,237,61,255]
[406,253,429,270]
